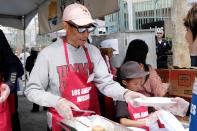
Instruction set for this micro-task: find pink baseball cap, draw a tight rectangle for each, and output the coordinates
[62,3,96,26]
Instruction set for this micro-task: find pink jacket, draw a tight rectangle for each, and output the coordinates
[141,66,169,97]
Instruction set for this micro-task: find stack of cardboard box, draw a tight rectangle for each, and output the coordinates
[156,69,193,124]
[169,69,195,98]
[156,69,196,99]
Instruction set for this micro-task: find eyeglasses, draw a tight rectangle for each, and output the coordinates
[67,22,96,33]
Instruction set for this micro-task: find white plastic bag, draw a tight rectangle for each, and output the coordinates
[157,110,186,131]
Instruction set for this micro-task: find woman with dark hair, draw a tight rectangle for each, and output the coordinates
[123,39,149,71]
[0,29,24,131]
[184,4,197,66]
[183,3,197,129]
[117,39,168,97]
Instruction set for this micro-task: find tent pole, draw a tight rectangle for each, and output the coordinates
[22,16,27,95]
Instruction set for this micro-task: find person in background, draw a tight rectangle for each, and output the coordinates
[155,27,172,69]
[183,3,197,129]
[25,48,39,79]
[19,48,30,68]
[0,29,24,131]
[99,46,117,120]
[100,46,117,79]
[184,4,197,66]
[25,48,39,113]
[25,48,47,112]
[116,61,164,131]
[24,3,145,131]
[117,39,169,97]
[156,3,197,126]
[19,48,30,81]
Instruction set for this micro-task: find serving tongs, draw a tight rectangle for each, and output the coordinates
[71,109,96,128]
[58,116,91,130]
[73,118,90,128]
[71,109,96,115]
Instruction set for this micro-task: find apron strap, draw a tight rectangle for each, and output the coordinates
[63,40,71,72]
[63,40,93,74]
[82,46,93,74]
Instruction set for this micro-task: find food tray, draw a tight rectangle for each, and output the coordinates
[60,115,133,131]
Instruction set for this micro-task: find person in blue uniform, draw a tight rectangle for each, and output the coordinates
[155,27,172,69]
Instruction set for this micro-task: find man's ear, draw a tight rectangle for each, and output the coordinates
[122,80,127,86]
[63,22,68,30]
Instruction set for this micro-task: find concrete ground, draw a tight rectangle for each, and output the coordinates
[18,95,47,131]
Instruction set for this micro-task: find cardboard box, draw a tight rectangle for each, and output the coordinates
[156,69,170,83]
[169,69,196,98]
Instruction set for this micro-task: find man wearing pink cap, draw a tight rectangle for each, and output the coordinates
[25,3,145,131]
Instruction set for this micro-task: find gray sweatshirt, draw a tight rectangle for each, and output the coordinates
[25,38,127,109]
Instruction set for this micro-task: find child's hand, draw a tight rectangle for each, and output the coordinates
[144,111,159,126]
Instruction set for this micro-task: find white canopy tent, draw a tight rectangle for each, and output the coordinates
[0,0,49,30]
[0,0,51,89]
[0,0,119,32]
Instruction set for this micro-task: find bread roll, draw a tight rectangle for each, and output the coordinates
[92,125,105,131]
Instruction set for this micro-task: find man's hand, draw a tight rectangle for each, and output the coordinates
[168,97,189,117]
[156,97,189,117]
[0,84,10,103]
[124,90,146,106]
[55,98,80,119]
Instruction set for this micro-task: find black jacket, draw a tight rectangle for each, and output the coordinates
[156,39,171,68]
[0,29,24,91]
[25,50,38,73]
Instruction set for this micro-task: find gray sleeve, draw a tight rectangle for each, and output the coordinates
[91,46,127,101]
[116,101,130,119]
[24,52,60,108]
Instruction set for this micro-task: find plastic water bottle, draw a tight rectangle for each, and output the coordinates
[189,78,197,131]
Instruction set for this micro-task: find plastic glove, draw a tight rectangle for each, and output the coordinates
[0,84,10,103]
[169,97,189,117]
[157,97,189,117]
[143,111,159,126]
[124,90,146,106]
[55,98,80,120]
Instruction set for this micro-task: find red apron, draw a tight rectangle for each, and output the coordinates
[128,103,149,131]
[128,104,165,131]
[0,82,12,131]
[49,42,100,131]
